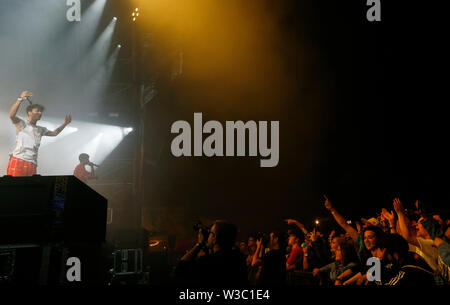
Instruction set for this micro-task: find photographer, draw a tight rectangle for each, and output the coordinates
[175,220,248,286]
[252,231,287,285]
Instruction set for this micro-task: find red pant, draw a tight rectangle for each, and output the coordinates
[6,157,37,176]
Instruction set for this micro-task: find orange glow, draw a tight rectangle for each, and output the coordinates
[130,0,322,120]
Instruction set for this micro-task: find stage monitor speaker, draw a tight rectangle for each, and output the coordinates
[0,175,107,244]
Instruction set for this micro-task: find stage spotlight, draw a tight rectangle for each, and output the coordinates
[118,44,122,48]
[132,8,140,22]
[123,127,133,136]
[22,122,130,176]
[113,17,117,21]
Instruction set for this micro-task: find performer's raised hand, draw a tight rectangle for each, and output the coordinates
[64,115,72,125]
[20,91,33,98]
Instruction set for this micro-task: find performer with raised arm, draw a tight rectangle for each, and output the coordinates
[74,153,98,183]
[7,91,72,176]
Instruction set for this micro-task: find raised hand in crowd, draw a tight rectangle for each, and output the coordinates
[285,218,305,229]
[393,197,405,215]
[381,208,395,222]
[328,230,335,245]
[324,195,332,210]
[382,208,396,233]
[392,197,417,245]
[355,221,362,234]
[308,228,319,242]
[323,195,358,242]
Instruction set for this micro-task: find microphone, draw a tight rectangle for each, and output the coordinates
[24,97,32,105]
[88,162,100,167]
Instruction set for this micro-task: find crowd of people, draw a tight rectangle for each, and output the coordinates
[174,196,450,286]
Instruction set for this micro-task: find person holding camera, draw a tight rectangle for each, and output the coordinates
[251,231,287,285]
[175,220,248,286]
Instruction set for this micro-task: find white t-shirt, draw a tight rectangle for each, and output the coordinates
[409,238,439,272]
[11,118,48,165]
[410,237,450,283]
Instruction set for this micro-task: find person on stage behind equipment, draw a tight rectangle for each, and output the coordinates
[74,153,97,183]
[7,91,72,176]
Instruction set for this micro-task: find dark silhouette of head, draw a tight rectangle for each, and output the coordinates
[79,153,90,164]
[208,220,238,250]
[380,233,409,265]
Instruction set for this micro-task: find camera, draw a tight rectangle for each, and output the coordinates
[193,221,211,239]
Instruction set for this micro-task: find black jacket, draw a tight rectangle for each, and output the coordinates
[175,248,248,286]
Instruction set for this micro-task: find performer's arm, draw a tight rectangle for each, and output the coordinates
[88,163,97,180]
[45,115,72,136]
[324,195,358,242]
[9,91,31,124]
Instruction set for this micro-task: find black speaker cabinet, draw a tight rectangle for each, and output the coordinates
[0,176,107,244]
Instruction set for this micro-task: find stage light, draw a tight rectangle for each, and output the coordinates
[149,241,160,247]
[34,122,130,175]
[315,220,320,225]
[132,8,140,22]
[25,118,79,149]
[113,17,117,21]
[0,105,127,178]
[123,127,133,136]
[117,44,121,48]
